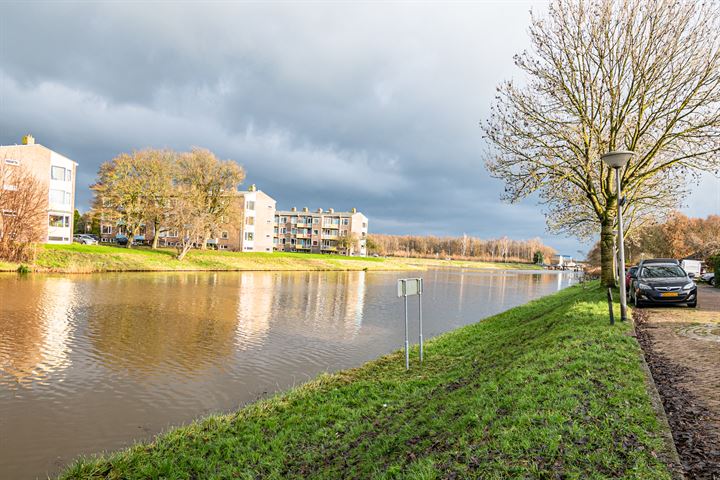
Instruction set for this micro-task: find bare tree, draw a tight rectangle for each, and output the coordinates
[176,148,245,250]
[484,0,720,286]
[91,152,150,249]
[0,163,47,262]
[166,187,208,261]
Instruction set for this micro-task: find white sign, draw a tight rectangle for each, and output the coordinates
[397,278,423,297]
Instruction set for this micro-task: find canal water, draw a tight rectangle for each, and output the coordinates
[0,269,579,478]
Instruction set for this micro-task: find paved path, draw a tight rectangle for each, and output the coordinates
[635,285,720,480]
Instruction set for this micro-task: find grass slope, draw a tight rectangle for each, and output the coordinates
[0,244,539,273]
[60,284,672,479]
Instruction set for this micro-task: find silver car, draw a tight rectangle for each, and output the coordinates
[73,234,98,245]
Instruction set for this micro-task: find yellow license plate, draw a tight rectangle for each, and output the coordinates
[660,292,679,297]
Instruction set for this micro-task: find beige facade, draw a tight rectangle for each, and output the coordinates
[273,207,368,255]
[0,136,77,244]
[100,185,277,252]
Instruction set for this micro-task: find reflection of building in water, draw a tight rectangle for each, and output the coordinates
[0,277,75,385]
[235,272,275,349]
[275,271,367,340]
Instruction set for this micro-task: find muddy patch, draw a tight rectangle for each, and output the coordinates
[635,308,720,479]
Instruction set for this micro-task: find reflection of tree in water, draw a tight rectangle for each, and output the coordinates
[0,276,75,386]
[87,274,241,376]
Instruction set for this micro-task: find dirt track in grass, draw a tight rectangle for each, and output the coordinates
[635,285,720,480]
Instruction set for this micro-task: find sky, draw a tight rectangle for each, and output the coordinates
[1,1,718,257]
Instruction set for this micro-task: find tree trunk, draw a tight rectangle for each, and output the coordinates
[177,242,192,261]
[126,234,134,249]
[200,230,211,250]
[151,220,160,249]
[600,219,616,287]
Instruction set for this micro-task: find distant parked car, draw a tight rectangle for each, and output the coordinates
[626,266,638,291]
[73,234,98,245]
[701,272,715,286]
[630,261,697,308]
[115,235,129,246]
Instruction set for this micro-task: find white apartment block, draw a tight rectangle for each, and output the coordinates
[0,135,77,244]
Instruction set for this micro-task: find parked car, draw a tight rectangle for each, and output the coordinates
[630,261,697,308]
[626,266,638,291]
[701,272,716,286]
[73,234,98,245]
[115,235,129,246]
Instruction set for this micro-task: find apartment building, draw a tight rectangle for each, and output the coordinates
[0,135,77,244]
[100,185,276,252]
[273,207,368,255]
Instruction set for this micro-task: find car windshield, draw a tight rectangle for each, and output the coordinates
[641,265,686,278]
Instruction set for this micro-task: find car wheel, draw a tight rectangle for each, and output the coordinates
[687,301,697,308]
[633,291,644,308]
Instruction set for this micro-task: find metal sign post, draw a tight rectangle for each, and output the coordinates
[397,278,423,370]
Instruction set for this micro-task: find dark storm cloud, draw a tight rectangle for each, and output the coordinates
[0,1,609,253]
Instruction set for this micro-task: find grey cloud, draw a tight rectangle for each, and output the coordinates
[4,0,711,255]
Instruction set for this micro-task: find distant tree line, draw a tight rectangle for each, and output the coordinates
[367,233,556,264]
[587,212,720,266]
[92,148,245,260]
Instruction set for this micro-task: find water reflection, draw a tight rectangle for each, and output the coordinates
[0,269,577,479]
[0,276,77,385]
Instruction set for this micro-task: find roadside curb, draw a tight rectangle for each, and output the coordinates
[629,311,685,480]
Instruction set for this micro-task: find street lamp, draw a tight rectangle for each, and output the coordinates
[601,150,635,322]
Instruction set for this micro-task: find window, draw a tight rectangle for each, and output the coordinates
[65,169,72,182]
[281,227,286,234]
[273,237,278,244]
[245,216,254,225]
[281,238,286,245]
[313,240,318,246]
[51,166,67,181]
[291,228,297,235]
[4,158,19,166]
[291,216,297,224]
[101,225,113,234]
[343,218,349,225]
[280,216,287,223]
[275,215,280,223]
[362,222,367,228]
[49,214,69,228]
[65,192,72,204]
[290,238,296,245]
[313,229,318,235]
[340,230,347,236]
[246,201,255,210]
[313,218,319,224]
[50,189,64,204]
[48,236,68,242]
[221,231,229,239]
[273,227,278,234]
[245,232,254,241]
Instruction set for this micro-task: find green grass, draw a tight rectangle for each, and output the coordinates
[0,244,540,273]
[59,284,673,479]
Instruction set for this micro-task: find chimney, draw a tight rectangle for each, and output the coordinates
[317,208,323,213]
[291,207,297,212]
[22,134,35,145]
[351,208,357,213]
[302,207,309,212]
[328,208,334,213]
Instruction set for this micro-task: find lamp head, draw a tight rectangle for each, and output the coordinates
[601,150,635,169]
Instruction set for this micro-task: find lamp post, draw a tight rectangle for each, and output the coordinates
[601,150,635,322]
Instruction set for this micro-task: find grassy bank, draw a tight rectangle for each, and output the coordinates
[60,284,674,479]
[0,244,540,273]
